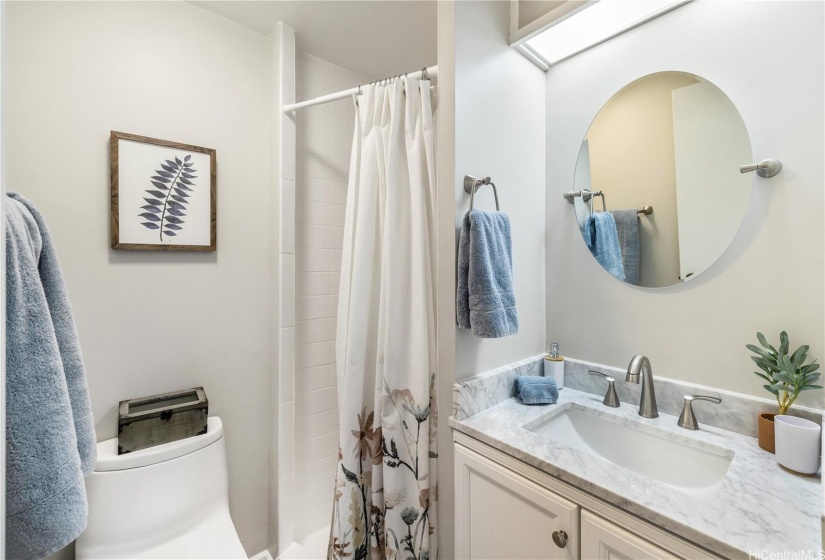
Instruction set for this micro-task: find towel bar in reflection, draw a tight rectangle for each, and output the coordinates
[562,190,652,216]
[563,189,607,213]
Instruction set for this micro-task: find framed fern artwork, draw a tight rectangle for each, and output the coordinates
[110,131,216,251]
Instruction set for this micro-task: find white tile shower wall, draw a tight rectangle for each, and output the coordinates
[293,52,365,541]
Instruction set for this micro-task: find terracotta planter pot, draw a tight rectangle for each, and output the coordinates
[758,413,776,453]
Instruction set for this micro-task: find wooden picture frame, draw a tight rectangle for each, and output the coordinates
[110,131,217,251]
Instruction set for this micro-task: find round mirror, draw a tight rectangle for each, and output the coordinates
[572,72,752,288]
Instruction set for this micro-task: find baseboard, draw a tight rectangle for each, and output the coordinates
[249,550,274,560]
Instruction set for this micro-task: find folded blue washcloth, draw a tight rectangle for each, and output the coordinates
[584,212,626,281]
[515,376,559,405]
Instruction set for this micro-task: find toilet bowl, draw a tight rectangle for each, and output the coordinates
[76,417,246,559]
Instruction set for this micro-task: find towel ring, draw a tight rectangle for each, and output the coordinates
[586,190,607,214]
[465,175,500,211]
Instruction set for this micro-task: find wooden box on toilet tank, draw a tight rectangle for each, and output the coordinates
[117,387,208,454]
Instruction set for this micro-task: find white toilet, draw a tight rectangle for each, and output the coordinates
[76,417,247,559]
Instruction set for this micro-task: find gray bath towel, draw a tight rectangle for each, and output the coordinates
[610,209,640,286]
[5,192,96,560]
[456,209,518,338]
[584,213,626,282]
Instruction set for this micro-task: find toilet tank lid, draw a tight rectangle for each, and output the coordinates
[94,416,224,472]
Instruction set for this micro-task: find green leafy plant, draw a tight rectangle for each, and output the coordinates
[747,331,822,414]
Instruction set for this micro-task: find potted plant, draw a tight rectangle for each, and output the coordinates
[747,331,822,453]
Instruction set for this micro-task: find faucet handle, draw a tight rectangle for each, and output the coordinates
[588,370,620,408]
[677,394,722,430]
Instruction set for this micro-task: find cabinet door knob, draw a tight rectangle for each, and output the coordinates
[552,529,568,548]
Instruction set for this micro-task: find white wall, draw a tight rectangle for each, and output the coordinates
[435,3,457,558]
[3,1,271,555]
[454,0,546,382]
[545,0,824,408]
[672,79,753,282]
[269,22,291,558]
[433,2,546,558]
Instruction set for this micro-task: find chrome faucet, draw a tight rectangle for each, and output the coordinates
[626,355,658,418]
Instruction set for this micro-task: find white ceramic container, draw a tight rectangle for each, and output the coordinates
[774,415,821,475]
[544,356,564,389]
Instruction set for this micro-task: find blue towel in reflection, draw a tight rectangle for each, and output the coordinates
[585,213,626,281]
[515,376,559,405]
[610,210,640,286]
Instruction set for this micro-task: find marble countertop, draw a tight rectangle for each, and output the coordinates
[449,388,822,559]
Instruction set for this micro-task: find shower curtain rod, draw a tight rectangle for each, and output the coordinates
[283,64,438,113]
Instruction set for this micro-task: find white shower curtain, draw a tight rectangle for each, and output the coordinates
[330,78,437,560]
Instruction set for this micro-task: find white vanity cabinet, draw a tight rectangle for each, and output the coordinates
[580,510,680,560]
[455,444,579,559]
[454,433,722,560]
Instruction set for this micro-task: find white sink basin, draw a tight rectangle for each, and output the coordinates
[529,405,733,491]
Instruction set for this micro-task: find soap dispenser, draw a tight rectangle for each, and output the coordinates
[544,343,564,389]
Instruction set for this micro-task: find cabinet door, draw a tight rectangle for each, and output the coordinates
[581,510,681,560]
[455,444,579,560]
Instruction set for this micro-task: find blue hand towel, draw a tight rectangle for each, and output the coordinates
[584,212,626,281]
[515,376,559,405]
[610,209,640,286]
[6,192,97,560]
[456,209,519,338]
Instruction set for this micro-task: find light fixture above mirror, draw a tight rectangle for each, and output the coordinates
[511,0,692,70]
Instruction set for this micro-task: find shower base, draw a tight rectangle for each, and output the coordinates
[279,526,329,560]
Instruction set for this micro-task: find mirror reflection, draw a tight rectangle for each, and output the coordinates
[572,72,753,288]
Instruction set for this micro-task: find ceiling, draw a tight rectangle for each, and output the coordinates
[518,0,568,29]
[189,1,437,80]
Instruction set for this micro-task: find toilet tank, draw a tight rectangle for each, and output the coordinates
[77,417,232,558]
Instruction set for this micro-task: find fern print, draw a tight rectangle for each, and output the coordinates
[138,154,197,241]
